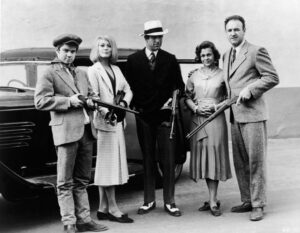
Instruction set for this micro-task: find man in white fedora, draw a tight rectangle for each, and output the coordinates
[126,20,184,217]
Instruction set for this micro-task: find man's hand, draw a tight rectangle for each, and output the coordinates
[237,87,252,105]
[70,94,84,108]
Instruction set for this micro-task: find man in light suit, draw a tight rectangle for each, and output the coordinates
[126,20,184,217]
[223,15,279,221]
[35,34,108,233]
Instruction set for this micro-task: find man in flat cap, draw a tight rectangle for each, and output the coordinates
[35,34,108,233]
[126,20,184,217]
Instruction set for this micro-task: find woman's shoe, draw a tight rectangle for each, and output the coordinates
[97,211,109,220]
[107,213,134,223]
[210,205,222,216]
[198,200,220,211]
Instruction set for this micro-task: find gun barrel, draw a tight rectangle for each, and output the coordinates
[186,96,238,140]
[79,95,139,114]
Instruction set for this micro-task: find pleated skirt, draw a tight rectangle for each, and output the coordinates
[189,113,232,181]
[94,123,129,186]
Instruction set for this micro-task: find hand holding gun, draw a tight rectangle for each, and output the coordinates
[186,96,238,140]
[77,95,139,115]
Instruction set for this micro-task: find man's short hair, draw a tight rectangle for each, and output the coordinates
[224,15,246,30]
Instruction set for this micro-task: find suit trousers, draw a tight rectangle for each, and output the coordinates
[136,115,176,204]
[56,125,94,225]
[231,120,267,208]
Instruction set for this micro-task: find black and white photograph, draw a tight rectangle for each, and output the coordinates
[0,0,300,232]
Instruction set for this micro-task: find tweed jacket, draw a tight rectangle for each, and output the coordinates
[87,62,133,132]
[34,61,96,146]
[125,48,184,116]
[223,41,279,123]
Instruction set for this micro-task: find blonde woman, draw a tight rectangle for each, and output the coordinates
[88,35,133,223]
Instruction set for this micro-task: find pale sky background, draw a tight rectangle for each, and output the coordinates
[1,0,300,87]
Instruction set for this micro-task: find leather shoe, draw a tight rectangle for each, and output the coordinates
[250,207,264,221]
[231,202,252,213]
[107,213,134,223]
[137,201,156,214]
[76,220,108,232]
[97,211,109,220]
[210,205,222,217]
[63,224,76,233]
[164,203,182,217]
[198,200,220,211]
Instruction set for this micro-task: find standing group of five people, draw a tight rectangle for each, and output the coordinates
[34,15,279,233]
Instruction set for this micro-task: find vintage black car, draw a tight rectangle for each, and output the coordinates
[0,48,196,202]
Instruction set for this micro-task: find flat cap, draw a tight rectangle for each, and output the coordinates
[53,33,82,47]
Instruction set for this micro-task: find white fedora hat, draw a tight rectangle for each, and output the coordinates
[139,20,169,36]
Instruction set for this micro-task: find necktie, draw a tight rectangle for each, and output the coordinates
[66,65,80,91]
[230,49,236,68]
[149,52,156,71]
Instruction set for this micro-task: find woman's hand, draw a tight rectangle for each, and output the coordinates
[196,104,214,117]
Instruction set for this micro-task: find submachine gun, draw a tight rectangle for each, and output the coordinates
[78,94,139,120]
[169,89,179,139]
[186,96,238,140]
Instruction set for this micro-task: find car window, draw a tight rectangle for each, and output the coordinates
[0,64,27,87]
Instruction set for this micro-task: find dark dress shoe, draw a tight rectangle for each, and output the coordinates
[210,205,222,217]
[76,220,108,232]
[63,224,76,233]
[107,213,134,223]
[198,201,220,211]
[250,207,264,221]
[164,203,182,217]
[97,211,109,220]
[137,201,156,214]
[231,202,252,213]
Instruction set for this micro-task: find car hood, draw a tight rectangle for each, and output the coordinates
[0,87,34,109]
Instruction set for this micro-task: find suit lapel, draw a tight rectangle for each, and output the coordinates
[55,66,79,94]
[95,62,114,95]
[111,65,119,92]
[229,41,248,77]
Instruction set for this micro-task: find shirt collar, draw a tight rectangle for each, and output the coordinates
[145,48,158,59]
[233,39,246,56]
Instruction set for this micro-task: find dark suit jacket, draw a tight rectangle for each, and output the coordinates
[125,48,184,121]
[223,41,279,123]
[35,61,96,146]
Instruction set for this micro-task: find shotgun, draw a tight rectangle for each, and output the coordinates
[186,96,238,140]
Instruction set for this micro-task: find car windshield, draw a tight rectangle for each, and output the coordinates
[0,62,50,88]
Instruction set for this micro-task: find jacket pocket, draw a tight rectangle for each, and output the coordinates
[49,112,64,126]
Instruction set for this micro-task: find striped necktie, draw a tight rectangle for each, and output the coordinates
[149,52,156,71]
[230,49,236,68]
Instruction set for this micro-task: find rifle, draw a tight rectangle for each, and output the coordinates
[78,95,139,115]
[186,96,238,140]
[169,89,179,139]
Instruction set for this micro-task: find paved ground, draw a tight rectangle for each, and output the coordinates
[0,138,299,233]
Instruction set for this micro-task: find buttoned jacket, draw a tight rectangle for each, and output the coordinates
[34,61,96,146]
[223,41,279,123]
[125,48,184,115]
